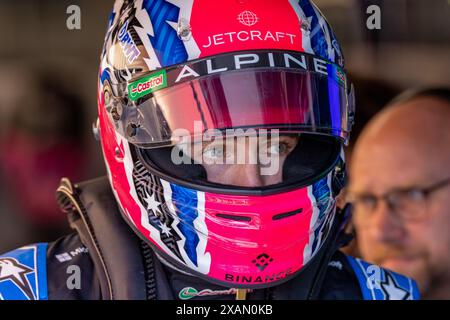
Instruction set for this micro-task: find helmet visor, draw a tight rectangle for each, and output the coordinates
[104,50,354,148]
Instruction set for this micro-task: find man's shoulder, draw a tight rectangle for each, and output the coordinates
[0,233,100,300]
[321,251,420,300]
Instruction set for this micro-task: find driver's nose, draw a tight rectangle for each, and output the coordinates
[229,163,264,187]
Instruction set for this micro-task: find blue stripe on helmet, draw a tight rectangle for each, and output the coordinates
[170,183,199,266]
[143,0,188,67]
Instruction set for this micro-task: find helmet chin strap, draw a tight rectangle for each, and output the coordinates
[154,251,195,277]
[304,204,353,299]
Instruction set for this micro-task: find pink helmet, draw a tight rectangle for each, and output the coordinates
[97,0,354,288]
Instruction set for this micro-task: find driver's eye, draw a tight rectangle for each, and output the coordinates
[263,141,292,156]
[267,143,284,155]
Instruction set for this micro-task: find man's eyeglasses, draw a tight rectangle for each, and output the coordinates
[346,177,450,222]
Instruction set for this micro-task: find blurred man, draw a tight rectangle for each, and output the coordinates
[348,88,450,299]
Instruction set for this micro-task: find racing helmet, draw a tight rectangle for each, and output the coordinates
[97,0,354,288]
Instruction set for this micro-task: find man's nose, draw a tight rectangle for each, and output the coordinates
[369,199,407,244]
[232,164,264,187]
